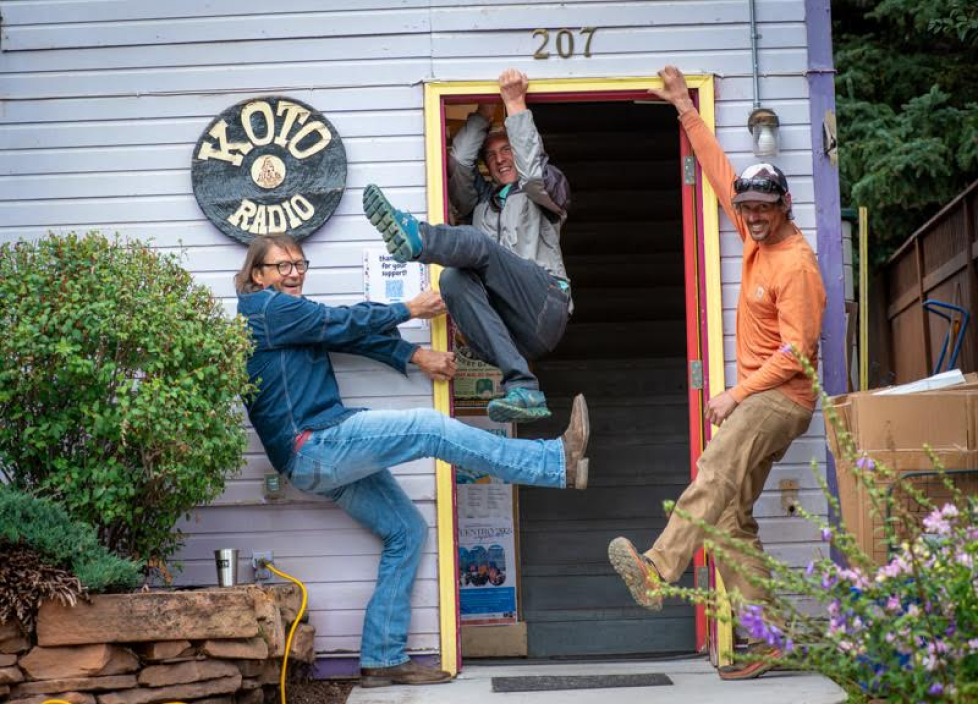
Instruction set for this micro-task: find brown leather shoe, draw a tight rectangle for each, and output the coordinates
[360,658,453,688]
[562,394,590,489]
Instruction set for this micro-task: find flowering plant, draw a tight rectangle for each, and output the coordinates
[661,351,978,702]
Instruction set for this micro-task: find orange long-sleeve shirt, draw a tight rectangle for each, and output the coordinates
[680,110,826,410]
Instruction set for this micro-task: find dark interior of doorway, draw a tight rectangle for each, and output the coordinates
[516,100,696,658]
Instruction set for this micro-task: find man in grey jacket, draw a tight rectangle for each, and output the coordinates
[364,69,572,424]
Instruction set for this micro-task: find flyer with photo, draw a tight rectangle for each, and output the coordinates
[455,416,518,625]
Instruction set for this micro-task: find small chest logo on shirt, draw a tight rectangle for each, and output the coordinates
[755,285,765,300]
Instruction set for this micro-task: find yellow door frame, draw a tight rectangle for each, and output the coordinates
[422,74,728,674]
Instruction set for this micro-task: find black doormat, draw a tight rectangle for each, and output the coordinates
[491,673,673,693]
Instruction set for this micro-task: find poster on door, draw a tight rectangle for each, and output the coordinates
[362,248,428,329]
[455,416,518,625]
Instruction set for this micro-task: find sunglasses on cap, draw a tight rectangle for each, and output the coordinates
[733,177,785,195]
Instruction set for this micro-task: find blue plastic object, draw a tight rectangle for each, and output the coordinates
[921,299,970,375]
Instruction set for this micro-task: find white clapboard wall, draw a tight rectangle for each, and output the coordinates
[0,0,827,658]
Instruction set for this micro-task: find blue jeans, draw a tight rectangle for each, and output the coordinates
[419,222,570,392]
[286,408,566,667]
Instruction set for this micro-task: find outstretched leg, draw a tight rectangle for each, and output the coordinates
[289,402,588,494]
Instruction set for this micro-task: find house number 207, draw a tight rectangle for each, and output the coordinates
[532,27,597,59]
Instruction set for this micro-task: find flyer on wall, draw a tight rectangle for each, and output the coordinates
[362,248,429,329]
[455,416,518,625]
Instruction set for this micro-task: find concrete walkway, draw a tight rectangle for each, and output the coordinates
[348,657,847,704]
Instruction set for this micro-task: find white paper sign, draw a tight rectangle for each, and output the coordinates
[362,248,429,329]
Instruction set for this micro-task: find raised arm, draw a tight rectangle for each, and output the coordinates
[448,106,494,217]
[650,66,741,238]
[500,69,570,217]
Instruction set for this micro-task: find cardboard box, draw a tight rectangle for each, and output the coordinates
[825,386,978,565]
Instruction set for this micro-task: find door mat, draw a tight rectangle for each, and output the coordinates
[491,673,673,693]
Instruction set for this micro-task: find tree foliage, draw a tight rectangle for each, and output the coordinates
[834,0,978,264]
[0,233,255,566]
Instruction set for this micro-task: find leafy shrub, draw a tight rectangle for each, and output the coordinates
[0,233,254,566]
[658,352,978,702]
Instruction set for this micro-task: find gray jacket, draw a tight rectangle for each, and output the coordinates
[448,110,571,283]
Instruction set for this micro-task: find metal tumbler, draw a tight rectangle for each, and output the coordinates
[214,548,239,587]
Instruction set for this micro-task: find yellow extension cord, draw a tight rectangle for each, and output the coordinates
[41,561,308,704]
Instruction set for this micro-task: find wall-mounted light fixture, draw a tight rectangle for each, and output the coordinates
[748,107,780,158]
[746,0,780,158]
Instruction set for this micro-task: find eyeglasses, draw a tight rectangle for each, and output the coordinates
[257,259,310,275]
[733,177,785,195]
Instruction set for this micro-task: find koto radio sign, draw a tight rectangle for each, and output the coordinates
[192,96,346,244]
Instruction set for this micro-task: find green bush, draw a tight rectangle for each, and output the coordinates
[0,484,141,593]
[0,233,255,566]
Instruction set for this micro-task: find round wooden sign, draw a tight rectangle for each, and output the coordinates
[191,96,346,244]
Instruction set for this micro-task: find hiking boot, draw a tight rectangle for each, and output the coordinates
[717,644,782,680]
[360,659,453,688]
[486,387,551,423]
[363,184,423,262]
[562,393,589,489]
[608,536,664,611]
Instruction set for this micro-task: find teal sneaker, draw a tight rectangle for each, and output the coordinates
[486,388,551,424]
[363,184,423,262]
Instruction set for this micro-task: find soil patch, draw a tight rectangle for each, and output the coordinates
[285,677,355,704]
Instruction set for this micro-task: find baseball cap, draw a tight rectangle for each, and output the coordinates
[732,163,790,204]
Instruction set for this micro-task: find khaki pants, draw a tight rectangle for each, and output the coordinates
[646,389,812,604]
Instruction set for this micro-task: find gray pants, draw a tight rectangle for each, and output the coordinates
[419,222,570,391]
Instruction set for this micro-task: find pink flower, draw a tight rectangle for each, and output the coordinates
[877,556,909,580]
[923,509,951,535]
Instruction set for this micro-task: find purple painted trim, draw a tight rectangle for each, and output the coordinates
[310,654,442,680]
[806,0,845,558]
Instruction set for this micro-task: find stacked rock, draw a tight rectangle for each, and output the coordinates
[0,585,314,704]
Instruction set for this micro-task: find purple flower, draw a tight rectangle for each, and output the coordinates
[855,456,876,472]
[923,508,951,535]
[805,561,815,576]
[737,605,786,649]
[821,527,832,542]
[929,682,944,695]
[780,343,794,356]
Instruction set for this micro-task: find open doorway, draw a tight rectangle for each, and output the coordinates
[516,101,696,658]
[425,78,720,671]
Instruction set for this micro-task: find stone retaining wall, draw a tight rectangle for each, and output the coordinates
[0,586,314,704]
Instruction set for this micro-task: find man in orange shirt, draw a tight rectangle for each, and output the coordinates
[609,66,826,680]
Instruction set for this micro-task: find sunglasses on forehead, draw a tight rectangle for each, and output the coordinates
[733,177,785,195]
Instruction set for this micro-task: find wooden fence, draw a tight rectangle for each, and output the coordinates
[880,180,978,384]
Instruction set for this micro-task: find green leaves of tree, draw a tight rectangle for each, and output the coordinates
[834,0,978,263]
[0,233,256,568]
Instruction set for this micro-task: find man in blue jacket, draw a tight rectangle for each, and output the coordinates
[363,69,572,424]
[235,234,589,688]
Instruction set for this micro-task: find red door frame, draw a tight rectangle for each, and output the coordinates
[439,87,712,653]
